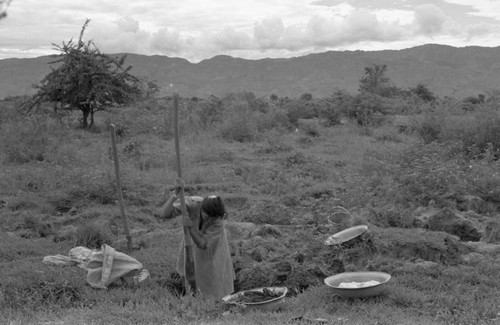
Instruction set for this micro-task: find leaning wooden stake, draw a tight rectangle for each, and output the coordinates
[172,93,197,293]
[110,124,133,251]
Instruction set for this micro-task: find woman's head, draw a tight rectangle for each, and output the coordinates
[201,195,226,219]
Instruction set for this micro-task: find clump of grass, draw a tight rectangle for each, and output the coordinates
[20,214,54,238]
[256,131,293,154]
[5,192,44,211]
[373,128,404,143]
[0,268,90,315]
[374,227,471,264]
[191,139,236,164]
[74,221,113,249]
[301,183,335,200]
[283,151,308,167]
[48,168,118,212]
[241,201,293,225]
[0,118,50,164]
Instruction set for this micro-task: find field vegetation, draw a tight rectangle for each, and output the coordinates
[1,64,500,324]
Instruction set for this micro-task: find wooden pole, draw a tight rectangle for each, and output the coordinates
[172,93,196,293]
[110,124,133,251]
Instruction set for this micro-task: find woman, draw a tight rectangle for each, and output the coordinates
[159,189,235,299]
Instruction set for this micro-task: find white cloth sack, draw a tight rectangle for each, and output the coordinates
[43,244,149,289]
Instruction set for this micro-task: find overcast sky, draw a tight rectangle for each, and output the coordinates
[1,0,500,62]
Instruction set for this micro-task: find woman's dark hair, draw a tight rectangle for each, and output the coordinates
[201,195,226,219]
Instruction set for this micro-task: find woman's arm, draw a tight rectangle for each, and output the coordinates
[182,216,208,250]
[188,227,208,250]
[158,193,179,220]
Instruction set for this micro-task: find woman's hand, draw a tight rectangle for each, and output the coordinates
[175,178,185,195]
[182,216,193,227]
[157,184,181,220]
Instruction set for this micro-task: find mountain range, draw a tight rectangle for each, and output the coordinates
[1,43,500,100]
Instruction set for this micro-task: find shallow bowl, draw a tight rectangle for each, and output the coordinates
[324,225,368,246]
[221,286,288,312]
[324,271,391,298]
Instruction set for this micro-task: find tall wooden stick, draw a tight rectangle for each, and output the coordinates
[173,93,196,292]
[110,124,133,251]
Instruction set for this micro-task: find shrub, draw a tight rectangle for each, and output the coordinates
[257,131,293,154]
[345,93,389,126]
[196,95,224,129]
[444,109,500,159]
[255,108,292,132]
[318,105,341,126]
[390,141,469,207]
[298,118,321,137]
[300,93,313,101]
[413,113,444,144]
[411,105,500,158]
[284,100,318,125]
[217,106,257,142]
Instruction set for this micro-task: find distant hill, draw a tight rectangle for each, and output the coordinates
[1,44,500,100]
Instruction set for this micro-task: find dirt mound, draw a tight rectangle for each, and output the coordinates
[372,226,472,263]
[231,224,471,293]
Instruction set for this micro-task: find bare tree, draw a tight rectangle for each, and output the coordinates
[0,0,12,19]
[21,19,143,129]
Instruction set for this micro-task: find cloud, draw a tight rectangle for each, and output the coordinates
[210,27,253,50]
[375,9,414,25]
[3,0,500,62]
[236,8,408,54]
[464,21,499,40]
[87,18,151,54]
[150,28,183,53]
[306,9,405,47]
[115,16,139,33]
[310,0,343,6]
[328,3,356,16]
[414,4,448,35]
[442,0,500,20]
[253,17,285,48]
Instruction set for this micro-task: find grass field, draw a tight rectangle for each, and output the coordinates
[1,96,499,325]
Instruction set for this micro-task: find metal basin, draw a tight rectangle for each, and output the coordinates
[324,271,391,298]
[324,225,368,246]
[222,287,288,312]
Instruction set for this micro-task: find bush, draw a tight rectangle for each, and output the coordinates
[390,141,469,206]
[445,109,500,159]
[196,95,224,129]
[255,108,292,132]
[284,100,318,125]
[413,113,444,144]
[217,105,258,142]
[298,119,321,137]
[410,104,500,158]
[300,93,313,101]
[257,131,293,154]
[345,93,390,126]
[318,106,341,126]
